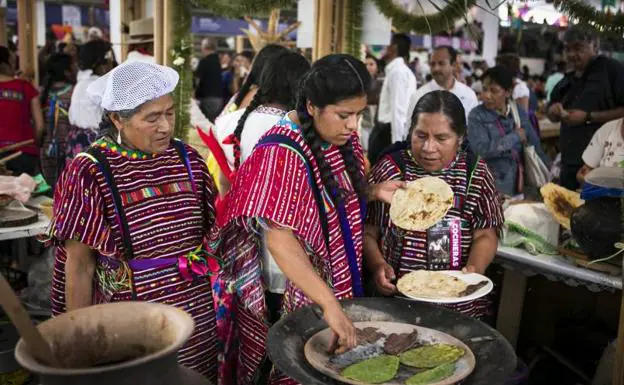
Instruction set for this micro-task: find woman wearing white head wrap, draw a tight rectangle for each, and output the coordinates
[44,61,219,380]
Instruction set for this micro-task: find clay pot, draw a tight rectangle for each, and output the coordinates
[14,302,211,385]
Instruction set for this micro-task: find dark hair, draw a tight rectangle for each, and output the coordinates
[98,107,141,138]
[235,51,253,62]
[482,66,514,91]
[41,53,73,104]
[233,44,289,107]
[232,51,310,168]
[365,54,380,69]
[408,90,467,140]
[296,53,371,203]
[391,33,412,60]
[564,25,599,44]
[434,45,458,64]
[495,53,521,76]
[556,60,566,73]
[0,45,10,66]
[79,40,113,73]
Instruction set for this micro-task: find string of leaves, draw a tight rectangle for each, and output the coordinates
[555,0,624,36]
[170,1,193,142]
[343,0,363,58]
[371,0,476,34]
[189,0,293,18]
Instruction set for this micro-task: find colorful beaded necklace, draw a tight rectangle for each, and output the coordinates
[92,137,157,160]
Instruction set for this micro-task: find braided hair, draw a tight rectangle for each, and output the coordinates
[233,44,289,108]
[232,51,310,169]
[40,53,73,105]
[296,54,371,204]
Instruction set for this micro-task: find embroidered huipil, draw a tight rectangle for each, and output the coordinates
[46,137,219,380]
[367,149,504,318]
[216,118,365,385]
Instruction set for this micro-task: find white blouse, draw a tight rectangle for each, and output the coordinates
[69,70,103,131]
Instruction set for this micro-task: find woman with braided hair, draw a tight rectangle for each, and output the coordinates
[214,50,310,172]
[215,54,404,385]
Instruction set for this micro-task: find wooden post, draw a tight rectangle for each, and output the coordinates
[313,0,334,61]
[235,36,245,54]
[333,0,343,53]
[0,7,7,46]
[162,0,173,66]
[17,0,38,84]
[153,0,163,64]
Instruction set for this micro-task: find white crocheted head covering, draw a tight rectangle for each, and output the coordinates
[87,61,179,112]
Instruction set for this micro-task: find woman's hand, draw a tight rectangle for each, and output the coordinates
[368,180,406,204]
[461,265,483,274]
[372,261,397,296]
[515,125,527,144]
[324,301,357,354]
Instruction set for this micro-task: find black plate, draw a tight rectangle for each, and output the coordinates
[267,297,516,385]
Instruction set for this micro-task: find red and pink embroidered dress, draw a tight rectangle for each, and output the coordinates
[46,136,219,380]
[216,117,366,385]
[366,149,504,318]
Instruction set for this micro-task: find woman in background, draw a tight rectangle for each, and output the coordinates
[467,66,548,196]
[40,53,76,186]
[361,54,384,153]
[67,40,116,162]
[0,45,44,175]
[219,45,289,116]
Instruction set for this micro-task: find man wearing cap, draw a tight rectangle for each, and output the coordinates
[125,18,155,64]
[547,26,624,190]
[46,61,219,380]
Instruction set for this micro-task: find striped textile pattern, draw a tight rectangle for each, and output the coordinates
[47,137,218,380]
[217,120,365,385]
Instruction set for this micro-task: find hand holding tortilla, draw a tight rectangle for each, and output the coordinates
[389,177,454,231]
[369,180,407,204]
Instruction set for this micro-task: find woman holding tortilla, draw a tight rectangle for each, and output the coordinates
[364,90,504,318]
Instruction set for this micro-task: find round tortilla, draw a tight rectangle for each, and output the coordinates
[389,177,454,231]
[397,270,468,299]
[540,183,584,230]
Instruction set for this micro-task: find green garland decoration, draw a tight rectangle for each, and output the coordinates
[190,0,293,18]
[555,0,624,35]
[170,2,193,142]
[371,0,476,34]
[344,0,363,58]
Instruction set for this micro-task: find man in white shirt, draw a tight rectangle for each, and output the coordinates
[369,33,417,163]
[406,46,479,131]
[124,18,155,64]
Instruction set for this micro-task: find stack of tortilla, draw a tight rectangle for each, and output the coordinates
[396,271,468,299]
[390,177,454,231]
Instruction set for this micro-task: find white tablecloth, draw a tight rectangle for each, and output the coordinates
[495,245,621,292]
